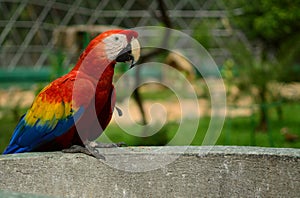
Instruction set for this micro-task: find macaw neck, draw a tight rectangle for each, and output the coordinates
[72,56,116,86]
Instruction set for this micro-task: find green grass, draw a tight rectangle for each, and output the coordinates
[140,88,176,101]
[1,103,300,154]
[100,102,300,148]
[0,116,18,153]
[100,112,300,148]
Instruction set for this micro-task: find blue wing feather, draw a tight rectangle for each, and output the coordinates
[3,107,84,154]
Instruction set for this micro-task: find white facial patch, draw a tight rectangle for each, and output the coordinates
[103,34,128,61]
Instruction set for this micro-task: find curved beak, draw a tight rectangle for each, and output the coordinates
[116,38,140,68]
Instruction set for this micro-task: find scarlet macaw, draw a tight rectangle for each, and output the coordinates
[3,29,140,159]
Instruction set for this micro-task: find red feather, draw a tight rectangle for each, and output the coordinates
[3,29,138,154]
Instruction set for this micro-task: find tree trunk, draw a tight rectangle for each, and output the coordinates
[256,85,268,132]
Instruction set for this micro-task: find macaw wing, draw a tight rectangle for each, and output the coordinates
[3,77,93,154]
[3,107,84,154]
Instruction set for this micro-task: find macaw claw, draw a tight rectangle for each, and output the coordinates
[62,145,105,160]
[87,141,127,148]
[62,141,127,160]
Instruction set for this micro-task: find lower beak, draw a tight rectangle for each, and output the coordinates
[116,38,140,68]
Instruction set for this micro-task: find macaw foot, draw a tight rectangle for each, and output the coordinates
[61,141,126,160]
[87,141,127,148]
[62,145,105,160]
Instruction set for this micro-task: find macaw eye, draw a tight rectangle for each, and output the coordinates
[114,36,119,41]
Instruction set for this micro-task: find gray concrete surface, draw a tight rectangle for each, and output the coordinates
[0,190,51,198]
[0,146,299,198]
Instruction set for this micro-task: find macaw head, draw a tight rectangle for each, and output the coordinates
[102,29,140,67]
[79,29,140,69]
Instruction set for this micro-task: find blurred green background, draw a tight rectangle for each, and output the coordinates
[1,0,299,153]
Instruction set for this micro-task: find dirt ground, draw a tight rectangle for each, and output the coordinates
[0,82,299,123]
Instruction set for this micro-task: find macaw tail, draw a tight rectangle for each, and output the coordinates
[2,116,31,154]
[2,144,28,154]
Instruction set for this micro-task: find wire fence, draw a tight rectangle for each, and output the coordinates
[0,0,236,70]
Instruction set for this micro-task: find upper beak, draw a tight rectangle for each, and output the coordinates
[116,38,140,68]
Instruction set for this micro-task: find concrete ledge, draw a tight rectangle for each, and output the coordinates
[0,146,299,197]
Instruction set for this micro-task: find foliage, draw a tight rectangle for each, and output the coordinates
[225,0,300,81]
[193,21,213,50]
[222,38,281,130]
[223,0,300,130]
[226,0,300,47]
